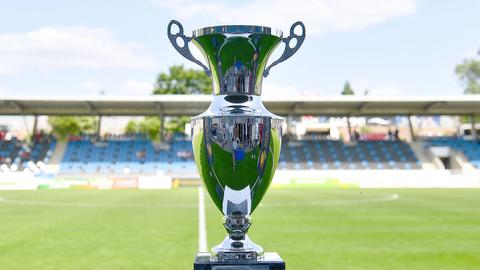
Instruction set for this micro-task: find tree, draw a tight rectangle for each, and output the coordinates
[456,49,480,124]
[153,65,211,94]
[341,81,355,95]
[48,116,97,139]
[124,120,139,134]
[455,49,480,94]
[124,116,162,140]
[152,65,211,133]
[123,65,210,137]
[165,116,190,133]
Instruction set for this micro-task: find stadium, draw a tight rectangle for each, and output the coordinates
[2,1,480,270]
[1,95,480,269]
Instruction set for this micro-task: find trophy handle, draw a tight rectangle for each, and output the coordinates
[263,21,306,77]
[167,20,212,76]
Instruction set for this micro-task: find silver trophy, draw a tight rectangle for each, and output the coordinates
[167,20,305,269]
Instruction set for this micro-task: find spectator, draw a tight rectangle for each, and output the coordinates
[354,130,360,141]
[136,150,146,160]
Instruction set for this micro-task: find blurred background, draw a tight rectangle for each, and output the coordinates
[0,1,479,270]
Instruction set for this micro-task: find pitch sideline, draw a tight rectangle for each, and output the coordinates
[0,195,197,208]
[261,193,400,207]
[0,193,400,208]
[198,186,208,252]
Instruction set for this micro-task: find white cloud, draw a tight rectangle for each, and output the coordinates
[155,0,416,36]
[122,80,154,95]
[0,66,16,75]
[0,27,156,74]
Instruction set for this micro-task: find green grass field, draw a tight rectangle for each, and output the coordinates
[0,188,479,270]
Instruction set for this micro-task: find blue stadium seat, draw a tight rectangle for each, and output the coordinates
[59,135,196,174]
[0,134,56,172]
[279,139,420,170]
[423,137,480,169]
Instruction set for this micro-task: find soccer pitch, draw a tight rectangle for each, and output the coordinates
[0,188,479,270]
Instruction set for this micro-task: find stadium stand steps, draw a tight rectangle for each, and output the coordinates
[422,137,480,169]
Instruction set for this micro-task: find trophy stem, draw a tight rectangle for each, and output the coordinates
[224,213,251,246]
[211,214,264,262]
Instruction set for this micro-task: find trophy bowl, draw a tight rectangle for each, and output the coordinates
[167,20,305,267]
[192,114,282,258]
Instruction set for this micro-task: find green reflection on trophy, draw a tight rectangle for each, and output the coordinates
[168,20,305,264]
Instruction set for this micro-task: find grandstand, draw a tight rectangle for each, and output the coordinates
[0,134,428,174]
[59,134,195,175]
[1,95,480,189]
[0,131,55,173]
[52,136,423,174]
[279,140,420,170]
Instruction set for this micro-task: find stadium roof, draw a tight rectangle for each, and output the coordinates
[1,95,480,116]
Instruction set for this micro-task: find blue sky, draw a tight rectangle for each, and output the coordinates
[0,0,478,97]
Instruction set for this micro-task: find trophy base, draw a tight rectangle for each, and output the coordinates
[212,235,264,261]
[194,252,285,270]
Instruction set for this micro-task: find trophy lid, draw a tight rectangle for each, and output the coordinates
[192,25,283,38]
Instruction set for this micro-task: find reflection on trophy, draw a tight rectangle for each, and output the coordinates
[168,20,305,269]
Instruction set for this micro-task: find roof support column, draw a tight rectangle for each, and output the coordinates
[470,114,478,142]
[287,113,293,139]
[346,115,352,142]
[96,115,102,138]
[155,103,165,141]
[408,115,416,142]
[159,113,165,141]
[31,115,38,141]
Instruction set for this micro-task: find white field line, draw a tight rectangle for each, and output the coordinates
[198,186,208,252]
[0,193,400,209]
[261,194,400,207]
[0,195,196,208]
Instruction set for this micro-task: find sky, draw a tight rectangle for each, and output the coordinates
[0,0,479,98]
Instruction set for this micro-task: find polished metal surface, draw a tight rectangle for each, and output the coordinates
[194,252,285,270]
[212,215,263,261]
[192,25,283,38]
[192,109,282,216]
[191,96,282,262]
[167,20,306,95]
[192,31,281,95]
[167,19,305,262]
[191,95,282,260]
[263,21,306,77]
[167,20,212,76]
